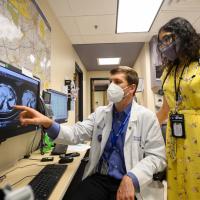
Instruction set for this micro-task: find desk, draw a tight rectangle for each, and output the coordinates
[0,148,89,200]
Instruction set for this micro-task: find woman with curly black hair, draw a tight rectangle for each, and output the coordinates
[157,17,200,199]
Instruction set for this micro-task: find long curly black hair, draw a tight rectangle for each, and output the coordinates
[158,17,200,68]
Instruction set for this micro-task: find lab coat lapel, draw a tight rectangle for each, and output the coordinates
[124,100,138,144]
[99,105,113,156]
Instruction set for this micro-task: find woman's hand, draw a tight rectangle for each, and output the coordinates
[156,96,170,124]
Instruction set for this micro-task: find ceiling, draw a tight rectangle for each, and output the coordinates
[47,0,200,71]
[73,42,144,71]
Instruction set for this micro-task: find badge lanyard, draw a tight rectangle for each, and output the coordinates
[101,111,131,163]
[111,111,131,148]
[162,60,189,112]
[169,60,191,139]
[174,61,187,112]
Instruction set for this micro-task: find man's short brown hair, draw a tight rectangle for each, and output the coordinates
[110,66,139,88]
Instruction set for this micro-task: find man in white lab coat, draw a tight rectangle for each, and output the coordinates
[15,66,166,200]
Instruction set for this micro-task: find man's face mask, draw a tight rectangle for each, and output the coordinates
[107,82,131,103]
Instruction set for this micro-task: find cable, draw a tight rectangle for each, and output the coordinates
[11,175,36,187]
[0,164,47,182]
[27,158,40,161]
[30,127,39,154]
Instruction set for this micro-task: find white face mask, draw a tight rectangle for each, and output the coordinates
[107,82,128,103]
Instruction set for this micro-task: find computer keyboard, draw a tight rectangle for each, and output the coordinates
[28,164,68,200]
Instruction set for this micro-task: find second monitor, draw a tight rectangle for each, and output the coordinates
[47,89,68,123]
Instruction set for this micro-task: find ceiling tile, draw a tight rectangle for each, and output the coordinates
[150,10,200,33]
[48,0,73,17]
[75,15,116,35]
[68,0,117,16]
[193,16,200,33]
[59,17,80,35]
[162,0,200,11]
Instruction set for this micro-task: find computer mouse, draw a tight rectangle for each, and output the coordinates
[58,157,74,164]
[59,152,80,158]
[69,152,80,157]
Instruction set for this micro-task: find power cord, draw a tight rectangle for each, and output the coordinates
[0,164,47,182]
[11,175,36,187]
[30,127,39,154]
[24,127,40,159]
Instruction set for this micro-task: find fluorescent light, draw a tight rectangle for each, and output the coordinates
[97,58,121,65]
[117,0,163,33]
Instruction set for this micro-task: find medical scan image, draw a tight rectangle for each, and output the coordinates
[0,83,16,113]
[22,90,36,108]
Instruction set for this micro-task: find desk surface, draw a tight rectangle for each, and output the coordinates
[0,148,88,200]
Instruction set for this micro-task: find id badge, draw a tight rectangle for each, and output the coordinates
[170,113,185,138]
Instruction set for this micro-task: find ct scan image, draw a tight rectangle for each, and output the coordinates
[22,90,37,108]
[0,83,17,113]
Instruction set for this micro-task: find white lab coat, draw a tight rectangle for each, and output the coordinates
[54,100,166,199]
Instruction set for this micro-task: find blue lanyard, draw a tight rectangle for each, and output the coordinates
[111,111,131,148]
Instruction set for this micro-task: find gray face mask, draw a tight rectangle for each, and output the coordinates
[160,38,181,62]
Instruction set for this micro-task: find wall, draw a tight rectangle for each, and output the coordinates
[134,43,155,111]
[0,0,88,172]
[37,0,88,122]
[94,91,104,109]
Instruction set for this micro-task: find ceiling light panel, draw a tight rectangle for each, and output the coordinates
[117,0,164,33]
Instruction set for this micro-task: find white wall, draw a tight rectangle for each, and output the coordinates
[94,91,104,109]
[134,43,155,112]
[37,0,89,123]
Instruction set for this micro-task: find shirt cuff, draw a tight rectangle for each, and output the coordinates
[45,122,60,140]
[127,172,140,193]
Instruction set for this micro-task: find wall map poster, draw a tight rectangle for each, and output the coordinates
[0,0,51,89]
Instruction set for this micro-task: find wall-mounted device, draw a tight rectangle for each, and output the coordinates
[149,35,163,93]
[136,78,144,93]
[154,93,163,110]
[42,90,53,118]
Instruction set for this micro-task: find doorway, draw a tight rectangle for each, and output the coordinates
[90,78,110,113]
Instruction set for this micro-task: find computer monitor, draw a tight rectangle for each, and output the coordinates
[47,89,68,123]
[0,62,40,140]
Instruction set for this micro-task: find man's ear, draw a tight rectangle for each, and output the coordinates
[130,84,137,95]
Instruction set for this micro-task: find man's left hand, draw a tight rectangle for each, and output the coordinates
[116,175,135,200]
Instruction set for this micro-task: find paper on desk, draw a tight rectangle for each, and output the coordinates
[67,143,91,152]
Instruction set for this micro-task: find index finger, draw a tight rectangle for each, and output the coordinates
[14,105,35,112]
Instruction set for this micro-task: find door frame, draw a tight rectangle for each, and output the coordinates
[75,63,83,121]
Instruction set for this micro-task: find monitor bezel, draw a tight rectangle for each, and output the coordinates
[47,89,68,124]
[0,61,40,141]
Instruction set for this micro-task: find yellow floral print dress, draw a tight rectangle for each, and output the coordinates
[162,60,200,200]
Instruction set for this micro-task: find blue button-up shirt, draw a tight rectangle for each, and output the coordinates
[97,103,131,179]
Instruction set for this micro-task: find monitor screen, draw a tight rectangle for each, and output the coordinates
[0,63,40,140]
[47,89,68,123]
[42,90,51,104]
